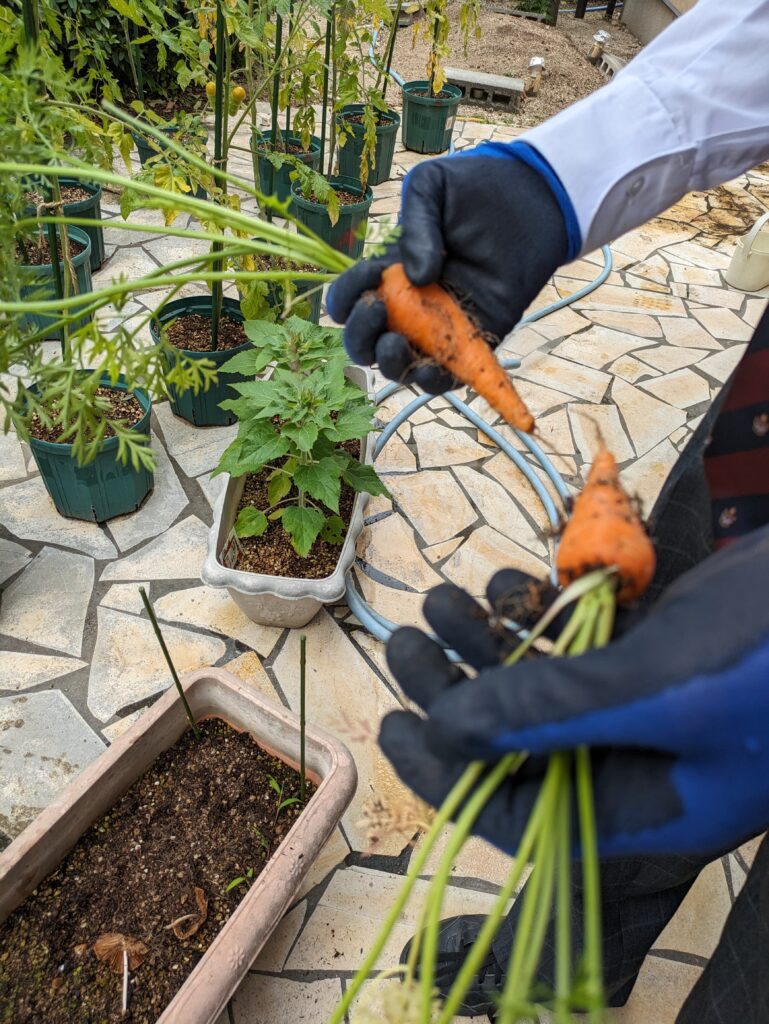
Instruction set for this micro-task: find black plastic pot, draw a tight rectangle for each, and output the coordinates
[251,130,322,204]
[131,125,208,200]
[401,80,462,154]
[24,179,105,271]
[28,374,153,523]
[290,176,373,259]
[336,105,400,186]
[150,295,249,427]
[18,226,93,341]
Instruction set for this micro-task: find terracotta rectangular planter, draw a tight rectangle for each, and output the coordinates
[0,668,357,1024]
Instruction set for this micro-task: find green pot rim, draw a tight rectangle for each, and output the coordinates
[337,105,401,136]
[149,295,250,361]
[402,80,463,104]
[251,129,322,158]
[16,225,92,273]
[290,175,373,213]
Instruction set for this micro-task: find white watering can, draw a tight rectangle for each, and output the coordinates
[725,211,769,292]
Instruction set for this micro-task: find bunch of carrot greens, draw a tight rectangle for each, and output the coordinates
[328,444,655,1024]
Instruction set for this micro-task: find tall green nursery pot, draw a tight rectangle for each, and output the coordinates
[131,126,208,200]
[24,179,105,271]
[336,105,400,186]
[290,176,373,259]
[401,80,462,154]
[18,227,93,341]
[150,295,249,427]
[251,130,322,204]
[28,374,153,523]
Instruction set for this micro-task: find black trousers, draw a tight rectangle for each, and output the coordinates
[491,396,769,1023]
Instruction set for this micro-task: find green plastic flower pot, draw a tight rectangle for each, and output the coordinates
[18,226,93,341]
[290,176,373,259]
[131,126,208,200]
[28,374,153,523]
[336,105,400,186]
[150,295,249,427]
[401,80,462,154]
[23,179,104,271]
[251,130,322,204]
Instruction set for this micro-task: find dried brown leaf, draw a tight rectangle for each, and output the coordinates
[93,933,149,972]
[171,886,208,939]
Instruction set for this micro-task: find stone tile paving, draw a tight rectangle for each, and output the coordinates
[1,110,768,1021]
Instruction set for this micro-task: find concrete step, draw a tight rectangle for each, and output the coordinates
[444,66,524,110]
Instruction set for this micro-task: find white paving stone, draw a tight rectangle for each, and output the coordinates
[660,316,722,349]
[612,219,696,262]
[611,379,687,457]
[107,433,188,551]
[573,283,686,317]
[0,548,93,657]
[696,344,748,383]
[620,439,680,517]
[358,514,443,592]
[0,433,28,484]
[154,585,282,656]
[441,526,549,597]
[0,538,31,586]
[153,401,237,477]
[0,691,105,836]
[636,346,710,373]
[582,310,664,338]
[231,975,342,1024]
[102,710,143,742]
[553,325,654,370]
[0,476,117,560]
[640,368,711,409]
[101,581,150,614]
[534,409,576,454]
[412,419,488,468]
[608,355,661,385]
[687,284,744,309]
[452,466,546,555]
[516,353,611,403]
[569,405,635,465]
[386,471,477,546]
[691,307,753,341]
[375,432,417,473]
[87,605,226,721]
[0,652,86,692]
[197,469,228,509]
[100,514,209,581]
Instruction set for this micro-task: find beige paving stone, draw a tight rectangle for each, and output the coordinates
[386,471,477,545]
[516,353,611,403]
[613,955,701,1024]
[582,309,664,338]
[560,257,613,282]
[107,434,188,552]
[154,585,282,656]
[662,239,732,269]
[554,325,655,370]
[628,253,671,285]
[520,305,588,342]
[453,466,546,555]
[436,407,479,430]
[655,858,733,959]
[696,344,748,383]
[640,369,711,410]
[442,526,549,597]
[418,827,517,889]
[102,709,143,742]
[0,433,27,484]
[101,582,150,615]
[686,283,745,310]
[87,606,226,721]
[608,355,661,385]
[620,439,679,517]
[660,316,722,349]
[485,451,567,533]
[534,409,576,454]
[524,282,560,316]
[412,419,489,468]
[222,650,281,700]
[296,827,351,900]
[477,378,572,421]
[153,401,237,477]
[611,379,687,457]
[670,264,723,286]
[230,975,343,1024]
[556,272,624,296]
[93,244,160,282]
[0,547,94,657]
[272,612,409,854]
[423,536,464,563]
[353,568,430,632]
[735,833,764,870]
[0,652,86,692]
[611,219,696,262]
[285,864,502,972]
[743,296,768,327]
[670,282,687,297]
[376,432,417,473]
[636,346,709,373]
[569,405,635,465]
[0,538,31,586]
[100,514,209,581]
[251,901,307,972]
[0,475,117,560]
[624,274,669,294]
[197,468,228,509]
[358,514,443,591]
[573,283,686,317]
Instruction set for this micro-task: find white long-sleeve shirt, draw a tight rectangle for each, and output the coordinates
[524,0,769,255]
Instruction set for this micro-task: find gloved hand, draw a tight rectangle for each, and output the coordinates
[326,144,575,393]
[381,525,769,858]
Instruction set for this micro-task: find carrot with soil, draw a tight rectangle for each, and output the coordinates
[377,262,535,433]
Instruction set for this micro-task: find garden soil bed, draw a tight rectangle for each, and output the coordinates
[28,386,144,443]
[300,188,363,206]
[23,186,94,206]
[15,236,87,265]
[234,439,360,579]
[165,312,248,352]
[0,718,314,1024]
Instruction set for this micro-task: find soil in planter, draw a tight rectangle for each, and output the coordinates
[343,113,395,126]
[28,386,144,444]
[300,188,364,206]
[234,439,360,579]
[412,88,454,99]
[257,140,307,155]
[15,236,87,265]
[0,718,315,1024]
[165,312,247,352]
[23,185,94,206]
[255,254,319,275]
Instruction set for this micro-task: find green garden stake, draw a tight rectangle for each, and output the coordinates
[300,634,307,801]
[211,0,227,350]
[139,587,201,739]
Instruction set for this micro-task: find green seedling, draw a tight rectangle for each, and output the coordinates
[226,867,254,893]
[267,774,301,825]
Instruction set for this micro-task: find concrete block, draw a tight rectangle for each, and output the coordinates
[444,67,524,110]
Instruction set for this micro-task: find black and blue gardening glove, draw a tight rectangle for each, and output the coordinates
[381,524,769,859]
[325,143,579,392]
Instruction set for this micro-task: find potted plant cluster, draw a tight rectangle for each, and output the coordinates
[201,315,388,627]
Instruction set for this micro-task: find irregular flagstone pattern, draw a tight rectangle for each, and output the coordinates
[0,113,764,1021]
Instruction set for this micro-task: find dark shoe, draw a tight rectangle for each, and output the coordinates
[400,914,504,1019]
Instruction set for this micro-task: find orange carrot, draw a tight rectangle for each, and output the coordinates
[377,263,535,433]
[556,446,656,605]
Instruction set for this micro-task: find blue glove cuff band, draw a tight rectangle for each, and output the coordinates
[461,140,582,261]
